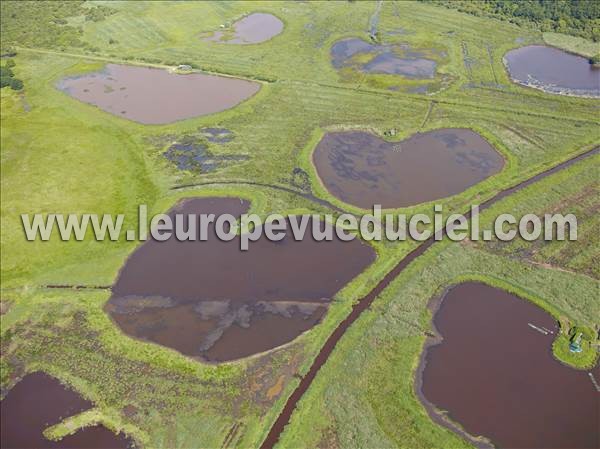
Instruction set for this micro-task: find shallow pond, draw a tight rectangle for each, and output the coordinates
[312,129,504,209]
[419,282,599,449]
[58,64,260,124]
[203,13,283,44]
[107,197,375,362]
[504,45,600,97]
[331,38,437,79]
[163,138,247,172]
[0,372,134,449]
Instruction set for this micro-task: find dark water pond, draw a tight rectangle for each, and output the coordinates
[0,372,134,449]
[504,45,600,97]
[107,197,375,362]
[419,282,599,449]
[58,64,260,124]
[203,13,284,45]
[163,138,247,172]
[331,38,437,78]
[312,129,504,209]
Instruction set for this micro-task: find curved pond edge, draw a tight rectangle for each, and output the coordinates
[201,11,285,46]
[302,124,511,213]
[105,300,329,367]
[502,45,600,99]
[2,369,142,448]
[414,276,599,449]
[105,192,379,365]
[55,62,265,126]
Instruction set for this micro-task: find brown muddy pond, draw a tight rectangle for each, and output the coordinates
[203,13,284,45]
[331,38,437,78]
[107,197,375,362]
[312,129,504,209]
[504,45,600,97]
[419,282,599,449]
[0,372,134,449]
[58,64,260,124]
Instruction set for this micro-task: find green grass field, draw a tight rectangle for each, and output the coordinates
[1,1,598,448]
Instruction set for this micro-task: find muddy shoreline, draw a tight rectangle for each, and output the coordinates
[503,45,600,98]
[414,285,495,449]
[107,197,376,362]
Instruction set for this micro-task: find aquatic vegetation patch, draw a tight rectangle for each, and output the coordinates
[163,136,247,173]
[330,37,451,92]
[312,128,504,209]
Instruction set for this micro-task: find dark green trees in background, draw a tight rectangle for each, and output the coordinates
[426,0,600,41]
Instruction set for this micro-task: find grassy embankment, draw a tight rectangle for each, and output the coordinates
[543,32,599,57]
[1,1,598,448]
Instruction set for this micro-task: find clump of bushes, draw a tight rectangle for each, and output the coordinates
[0,1,115,51]
[0,59,23,91]
[84,5,116,22]
[426,0,600,41]
[590,54,600,66]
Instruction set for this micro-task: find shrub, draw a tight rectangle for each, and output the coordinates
[10,78,23,90]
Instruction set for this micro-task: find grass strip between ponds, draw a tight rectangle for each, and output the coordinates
[260,146,600,449]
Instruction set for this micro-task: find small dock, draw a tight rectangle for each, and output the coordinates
[528,323,549,335]
[589,372,600,392]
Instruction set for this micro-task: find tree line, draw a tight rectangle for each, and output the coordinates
[425,0,600,41]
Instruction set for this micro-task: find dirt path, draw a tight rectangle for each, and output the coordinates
[260,146,599,449]
[171,180,348,214]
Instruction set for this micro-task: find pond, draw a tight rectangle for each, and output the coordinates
[312,129,504,209]
[418,282,599,449]
[58,64,260,124]
[504,45,600,97]
[107,197,375,362]
[331,38,437,79]
[203,13,284,45]
[0,372,134,449]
